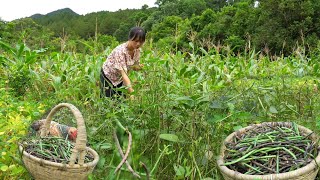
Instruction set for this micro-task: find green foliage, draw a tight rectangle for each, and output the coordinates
[148,0,320,55]
[31,8,155,41]
[0,41,42,96]
[0,83,46,179]
[113,23,135,42]
[98,34,119,50]
[179,0,207,18]
[0,40,320,179]
[1,0,320,55]
[150,16,183,41]
[253,0,320,54]
[205,0,227,11]
[190,9,216,32]
[156,0,206,18]
[32,8,80,37]
[3,18,54,50]
[8,69,31,96]
[0,1,320,178]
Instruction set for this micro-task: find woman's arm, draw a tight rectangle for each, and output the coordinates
[132,49,143,71]
[120,70,134,93]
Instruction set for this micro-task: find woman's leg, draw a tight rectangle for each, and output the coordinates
[100,70,123,98]
[100,72,113,97]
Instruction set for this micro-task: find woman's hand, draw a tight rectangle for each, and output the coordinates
[128,87,134,93]
[132,64,144,71]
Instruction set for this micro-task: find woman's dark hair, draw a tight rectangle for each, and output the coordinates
[128,27,146,42]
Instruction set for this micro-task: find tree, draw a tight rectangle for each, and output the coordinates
[195,2,256,48]
[205,0,227,11]
[1,18,54,50]
[113,23,134,42]
[190,9,216,32]
[149,16,183,41]
[179,0,207,18]
[0,19,5,38]
[253,0,320,54]
[155,0,178,6]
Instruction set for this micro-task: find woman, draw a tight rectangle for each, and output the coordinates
[100,27,145,98]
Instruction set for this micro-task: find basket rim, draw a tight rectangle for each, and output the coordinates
[217,122,320,179]
[19,144,99,168]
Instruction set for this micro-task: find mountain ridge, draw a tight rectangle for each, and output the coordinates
[29,8,79,19]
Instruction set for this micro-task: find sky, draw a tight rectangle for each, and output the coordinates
[0,0,157,21]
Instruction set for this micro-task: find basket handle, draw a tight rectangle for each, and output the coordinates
[40,103,87,166]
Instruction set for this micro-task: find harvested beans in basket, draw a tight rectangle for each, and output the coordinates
[21,137,94,164]
[223,122,319,175]
[19,103,99,180]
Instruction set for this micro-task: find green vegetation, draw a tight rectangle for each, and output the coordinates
[1,0,320,179]
[1,38,319,179]
[1,0,320,55]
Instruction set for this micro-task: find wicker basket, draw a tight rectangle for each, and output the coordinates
[217,122,320,180]
[19,103,99,180]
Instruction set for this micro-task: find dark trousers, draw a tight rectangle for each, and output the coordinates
[100,69,123,98]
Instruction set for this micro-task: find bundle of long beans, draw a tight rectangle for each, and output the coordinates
[21,137,94,163]
[223,122,319,175]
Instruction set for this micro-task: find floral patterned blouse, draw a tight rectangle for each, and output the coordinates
[102,42,141,86]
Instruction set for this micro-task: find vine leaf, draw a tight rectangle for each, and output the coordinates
[159,134,179,142]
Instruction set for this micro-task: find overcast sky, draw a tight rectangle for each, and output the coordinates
[0,0,157,21]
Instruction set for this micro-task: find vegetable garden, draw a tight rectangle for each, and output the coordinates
[0,40,320,179]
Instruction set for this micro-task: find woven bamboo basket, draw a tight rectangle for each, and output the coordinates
[217,122,320,180]
[19,103,99,180]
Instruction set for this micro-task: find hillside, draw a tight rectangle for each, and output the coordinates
[30,8,79,20]
[28,7,155,40]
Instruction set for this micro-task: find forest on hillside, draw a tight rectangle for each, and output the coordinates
[1,0,320,56]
